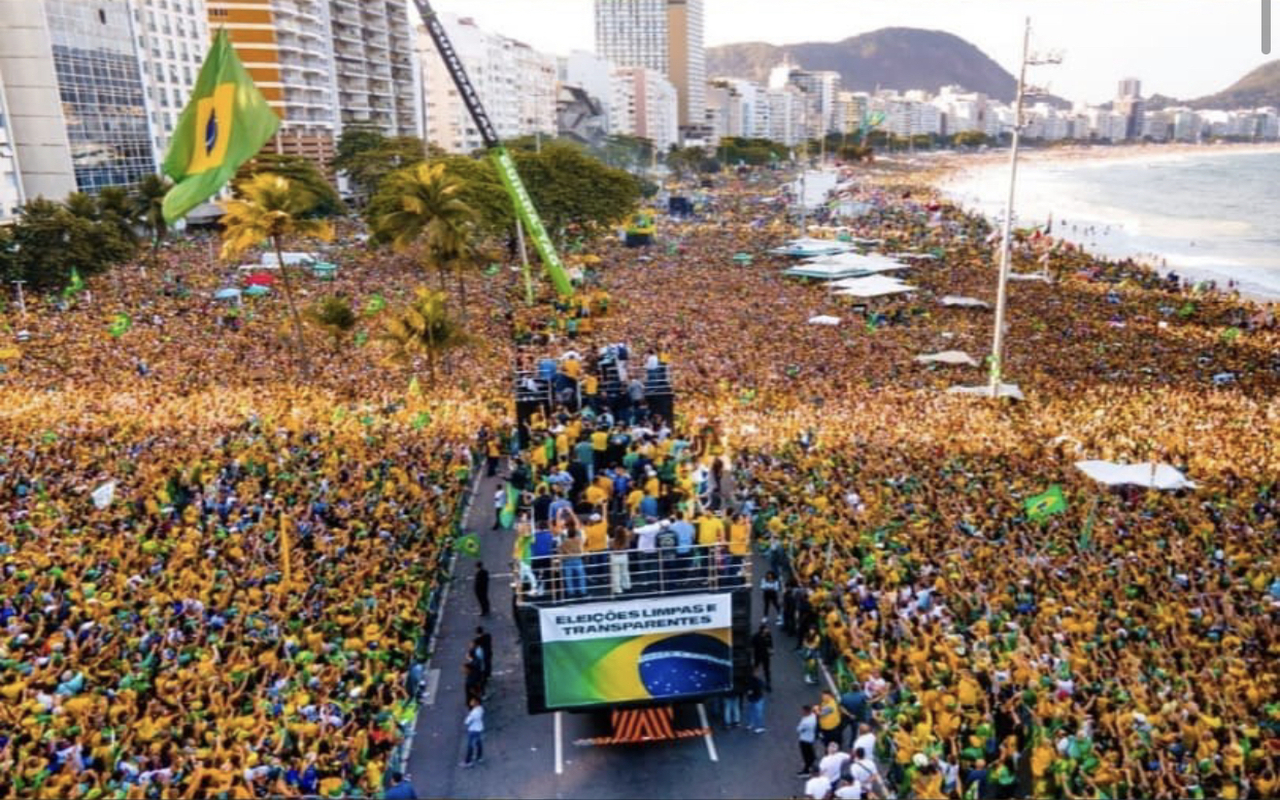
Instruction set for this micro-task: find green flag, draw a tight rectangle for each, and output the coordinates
[161,29,281,224]
[364,294,386,316]
[411,412,430,431]
[63,267,84,299]
[108,313,132,338]
[455,533,481,558]
[499,483,519,529]
[1025,484,1067,522]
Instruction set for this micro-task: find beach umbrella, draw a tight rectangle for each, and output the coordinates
[214,288,242,301]
[245,272,275,287]
[245,285,271,297]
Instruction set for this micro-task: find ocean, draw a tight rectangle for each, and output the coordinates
[943,148,1280,300]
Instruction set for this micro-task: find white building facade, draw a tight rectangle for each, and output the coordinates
[610,65,678,152]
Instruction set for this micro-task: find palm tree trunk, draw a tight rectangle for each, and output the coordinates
[272,236,311,379]
[456,268,468,321]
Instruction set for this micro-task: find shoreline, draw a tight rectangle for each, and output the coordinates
[897,143,1280,303]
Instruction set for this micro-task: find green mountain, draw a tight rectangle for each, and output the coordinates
[1185,60,1280,109]
[706,27,1023,102]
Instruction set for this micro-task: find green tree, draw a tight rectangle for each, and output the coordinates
[303,294,358,352]
[377,286,467,384]
[220,173,335,378]
[371,161,482,315]
[133,174,172,270]
[512,141,640,242]
[234,154,345,217]
[953,130,990,149]
[336,126,431,199]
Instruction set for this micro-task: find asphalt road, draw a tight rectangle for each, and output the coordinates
[408,468,821,800]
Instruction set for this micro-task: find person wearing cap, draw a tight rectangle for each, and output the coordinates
[583,512,609,591]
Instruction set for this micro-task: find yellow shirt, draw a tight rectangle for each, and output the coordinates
[561,358,581,379]
[591,430,609,451]
[728,521,749,555]
[585,521,608,552]
[697,516,725,545]
[583,374,598,395]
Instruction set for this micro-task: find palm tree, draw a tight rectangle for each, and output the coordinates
[221,173,333,378]
[372,162,481,317]
[377,286,467,384]
[303,295,358,353]
[133,174,172,271]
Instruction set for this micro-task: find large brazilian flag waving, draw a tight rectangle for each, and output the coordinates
[161,29,280,224]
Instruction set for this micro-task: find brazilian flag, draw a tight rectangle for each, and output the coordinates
[63,267,84,299]
[161,29,280,224]
[455,533,481,558]
[108,313,132,338]
[1025,485,1067,522]
[498,483,519,530]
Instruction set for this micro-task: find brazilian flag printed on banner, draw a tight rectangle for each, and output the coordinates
[161,29,281,224]
[1025,484,1067,522]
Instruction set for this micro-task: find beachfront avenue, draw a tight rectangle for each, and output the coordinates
[2,146,1279,800]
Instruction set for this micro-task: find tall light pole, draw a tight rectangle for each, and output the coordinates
[988,17,1061,397]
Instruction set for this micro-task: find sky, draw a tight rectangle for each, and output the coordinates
[427,0,1274,104]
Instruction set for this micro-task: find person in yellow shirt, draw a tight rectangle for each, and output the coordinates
[591,427,609,454]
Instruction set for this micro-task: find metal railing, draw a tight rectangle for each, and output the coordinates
[513,540,753,606]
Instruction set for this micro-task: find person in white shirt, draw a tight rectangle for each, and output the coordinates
[852,723,878,770]
[461,698,485,767]
[833,776,863,800]
[803,769,833,800]
[818,741,851,784]
[849,747,882,799]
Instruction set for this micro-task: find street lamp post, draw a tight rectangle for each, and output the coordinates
[988,17,1061,397]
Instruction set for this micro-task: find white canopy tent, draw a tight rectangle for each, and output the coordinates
[808,315,842,326]
[940,295,992,309]
[804,252,912,275]
[916,350,979,366]
[769,237,852,258]
[947,383,1025,400]
[1074,460,1197,490]
[833,275,917,298]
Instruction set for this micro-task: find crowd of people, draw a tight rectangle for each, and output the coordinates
[2,153,1277,798]
[497,163,1278,798]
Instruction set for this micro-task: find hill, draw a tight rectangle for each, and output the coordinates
[1185,60,1280,109]
[707,28,1025,102]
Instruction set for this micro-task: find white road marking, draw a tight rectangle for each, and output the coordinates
[697,703,719,762]
[554,712,564,775]
[421,669,441,706]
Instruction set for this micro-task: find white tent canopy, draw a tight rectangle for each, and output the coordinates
[1074,460,1197,490]
[770,237,851,257]
[833,275,917,298]
[804,252,912,274]
[916,350,979,366]
[940,295,992,308]
[947,383,1025,400]
[808,315,841,326]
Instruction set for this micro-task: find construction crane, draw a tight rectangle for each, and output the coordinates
[412,0,573,300]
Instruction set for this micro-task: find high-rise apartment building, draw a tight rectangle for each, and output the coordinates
[133,0,209,156]
[0,0,156,195]
[610,66,679,152]
[0,67,25,222]
[208,0,420,171]
[418,13,557,153]
[595,0,704,131]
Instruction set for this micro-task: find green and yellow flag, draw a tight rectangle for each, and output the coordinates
[455,533,481,558]
[161,29,280,224]
[1025,484,1067,522]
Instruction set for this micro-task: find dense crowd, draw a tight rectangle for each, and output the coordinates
[502,165,1279,798]
[1,156,1277,799]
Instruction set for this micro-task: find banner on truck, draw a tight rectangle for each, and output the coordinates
[539,593,734,708]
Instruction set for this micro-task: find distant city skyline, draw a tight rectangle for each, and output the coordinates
[428,0,1273,104]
